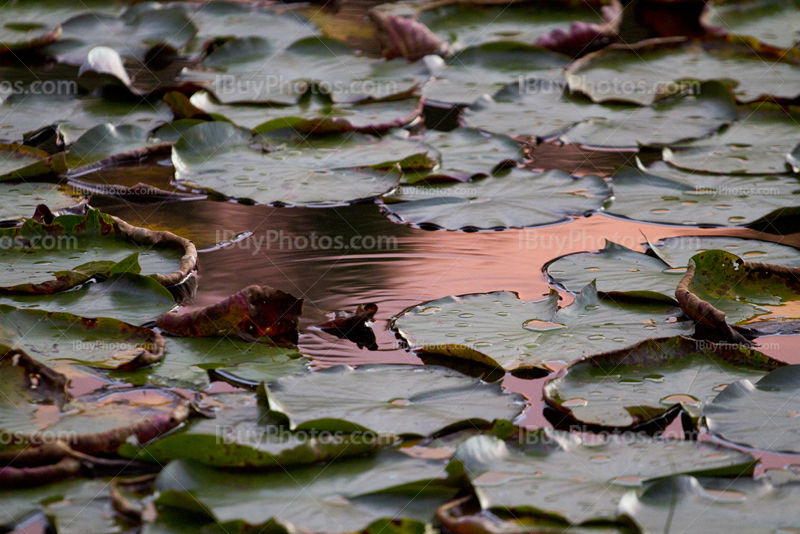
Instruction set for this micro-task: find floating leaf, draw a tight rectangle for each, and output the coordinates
[619,476,800,534]
[156,285,303,344]
[545,236,800,303]
[705,0,800,50]
[451,431,755,525]
[676,250,800,340]
[121,395,391,468]
[566,37,800,105]
[0,209,191,293]
[664,103,800,175]
[112,337,307,391]
[0,183,84,222]
[190,90,422,133]
[704,365,800,453]
[382,169,611,230]
[393,282,693,373]
[172,121,436,206]
[402,128,523,183]
[156,450,460,533]
[544,336,784,429]
[465,80,737,147]
[0,304,166,370]
[606,161,800,226]
[422,42,569,105]
[43,4,197,65]
[371,11,450,60]
[261,364,525,436]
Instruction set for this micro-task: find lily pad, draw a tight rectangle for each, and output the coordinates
[261,364,525,436]
[705,0,800,50]
[566,37,800,105]
[0,303,166,370]
[156,449,460,533]
[187,36,422,104]
[663,103,800,175]
[619,476,800,534]
[0,272,176,325]
[704,365,800,453]
[402,128,523,183]
[172,121,436,206]
[464,80,737,147]
[112,337,307,391]
[0,143,54,180]
[415,3,604,52]
[190,90,422,133]
[605,161,800,226]
[382,169,611,230]
[677,249,800,329]
[543,336,784,429]
[422,42,570,105]
[0,209,188,293]
[120,396,391,468]
[392,281,694,373]
[450,431,755,525]
[545,236,800,303]
[0,183,84,222]
[43,4,197,65]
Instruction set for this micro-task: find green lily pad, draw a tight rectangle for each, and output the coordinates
[545,237,800,302]
[186,36,422,104]
[663,103,800,175]
[566,37,800,105]
[0,478,131,534]
[450,431,755,525]
[112,337,307,391]
[0,272,176,325]
[464,80,737,147]
[43,4,197,65]
[382,169,611,230]
[422,42,570,105]
[704,365,800,453]
[261,364,525,436]
[543,336,784,429]
[705,0,800,50]
[619,476,800,534]
[190,90,421,133]
[0,303,165,370]
[173,121,436,206]
[606,161,800,226]
[392,282,694,373]
[186,2,317,55]
[680,249,800,324]
[0,92,170,145]
[155,449,460,533]
[402,128,523,183]
[0,183,84,222]
[0,143,51,179]
[120,396,391,468]
[0,209,185,293]
[415,3,603,51]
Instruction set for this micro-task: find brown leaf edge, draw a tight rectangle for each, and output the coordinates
[676,258,800,345]
[543,336,786,430]
[156,285,303,344]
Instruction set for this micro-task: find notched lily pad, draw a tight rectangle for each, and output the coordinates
[703,365,800,453]
[676,249,800,342]
[382,168,611,231]
[450,430,755,526]
[619,476,800,534]
[172,121,437,206]
[261,364,525,436]
[566,36,800,105]
[544,336,785,430]
[393,281,693,373]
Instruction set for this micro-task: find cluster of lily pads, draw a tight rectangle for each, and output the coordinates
[2,0,800,532]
